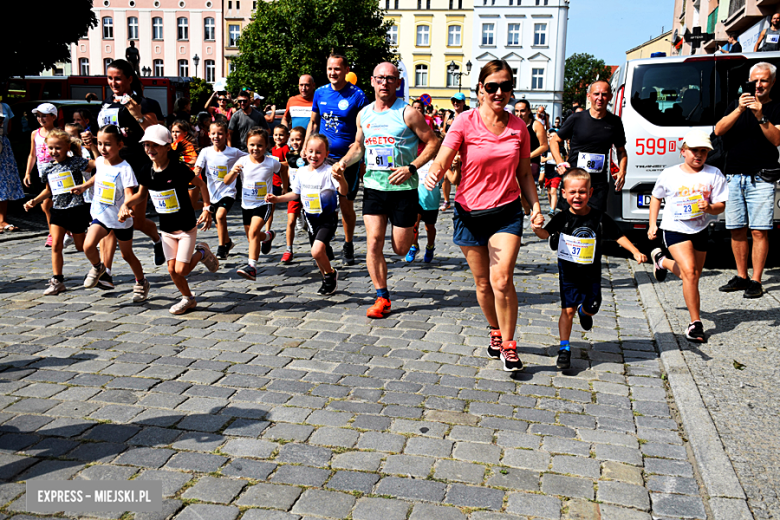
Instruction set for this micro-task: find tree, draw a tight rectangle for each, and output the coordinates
[564,53,614,109]
[189,78,213,115]
[227,0,396,105]
[0,0,96,82]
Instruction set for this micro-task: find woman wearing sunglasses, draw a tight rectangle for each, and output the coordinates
[425,60,542,373]
[207,92,236,122]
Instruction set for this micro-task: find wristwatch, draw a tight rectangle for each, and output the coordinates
[408,164,418,175]
[759,116,769,125]
[135,116,145,124]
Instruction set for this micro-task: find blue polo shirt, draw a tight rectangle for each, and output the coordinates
[311,83,367,159]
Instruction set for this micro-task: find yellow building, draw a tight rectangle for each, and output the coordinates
[626,31,673,61]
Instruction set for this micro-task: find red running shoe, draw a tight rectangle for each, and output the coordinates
[366,297,391,319]
[500,341,523,372]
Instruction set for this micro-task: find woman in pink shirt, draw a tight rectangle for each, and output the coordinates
[425,60,542,373]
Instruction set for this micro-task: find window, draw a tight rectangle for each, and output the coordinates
[418,0,421,7]
[415,64,428,87]
[387,25,398,45]
[386,0,390,7]
[228,24,241,47]
[534,23,547,45]
[511,67,519,89]
[450,0,453,7]
[154,59,164,76]
[509,0,513,4]
[482,23,494,45]
[427,0,431,7]
[447,64,460,87]
[532,68,544,90]
[228,0,231,7]
[228,60,236,74]
[416,25,430,46]
[205,60,216,82]
[253,1,257,8]
[395,0,399,7]
[104,58,113,73]
[178,59,189,77]
[79,58,89,76]
[177,17,189,40]
[153,17,163,39]
[102,17,113,39]
[127,17,139,40]
[204,17,215,40]
[507,24,521,46]
[448,25,461,46]
[536,0,549,4]
[236,0,240,8]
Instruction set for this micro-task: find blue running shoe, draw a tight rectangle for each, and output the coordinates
[405,245,419,263]
[423,246,435,263]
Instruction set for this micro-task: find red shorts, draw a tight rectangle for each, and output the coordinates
[288,200,302,214]
[544,177,561,189]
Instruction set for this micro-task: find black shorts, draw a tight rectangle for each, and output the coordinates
[91,219,134,242]
[273,185,282,196]
[418,205,439,225]
[663,229,709,252]
[50,205,91,234]
[363,188,418,228]
[329,159,361,201]
[304,211,339,246]
[212,197,235,213]
[559,265,602,314]
[242,204,274,226]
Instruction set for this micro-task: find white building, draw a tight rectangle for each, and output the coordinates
[470,0,568,120]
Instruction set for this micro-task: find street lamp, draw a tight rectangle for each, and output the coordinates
[448,60,472,93]
[193,54,200,78]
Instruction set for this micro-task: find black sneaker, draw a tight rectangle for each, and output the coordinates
[225,239,235,257]
[237,264,257,281]
[719,275,750,292]
[487,329,502,359]
[651,248,667,282]
[578,305,593,331]
[556,349,572,370]
[548,232,559,251]
[318,269,338,295]
[261,230,275,255]
[326,244,335,261]
[96,272,115,290]
[744,280,763,299]
[342,241,355,266]
[153,241,165,266]
[216,245,228,260]
[685,321,706,342]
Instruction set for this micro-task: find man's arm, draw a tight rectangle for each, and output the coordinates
[614,146,628,191]
[755,30,766,52]
[405,107,440,167]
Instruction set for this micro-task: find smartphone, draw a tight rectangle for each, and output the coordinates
[744,80,757,96]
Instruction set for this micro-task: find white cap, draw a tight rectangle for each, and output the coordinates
[32,103,58,116]
[253,93,264,101]
[139,124,173,146]
[682,129,713,151]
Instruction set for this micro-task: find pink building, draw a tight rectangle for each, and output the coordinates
[71,0,224,82]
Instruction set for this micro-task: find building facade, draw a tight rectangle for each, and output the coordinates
[223,0,258,77]
[626,30,673,61]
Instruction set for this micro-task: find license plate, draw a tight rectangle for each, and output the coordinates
[636,194,652,208]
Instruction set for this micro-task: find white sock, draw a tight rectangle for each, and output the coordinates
[106,268,112,275]
[655,255,666,270]
[248,258,257,268]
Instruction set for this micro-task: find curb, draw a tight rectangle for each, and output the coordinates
[632,262,753,520]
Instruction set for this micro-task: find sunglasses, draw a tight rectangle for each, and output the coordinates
[218,98,227,102]
[483,81,513,94]
[237,99,250,103]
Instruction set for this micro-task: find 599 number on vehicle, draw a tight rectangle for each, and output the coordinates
[635,137,684,155]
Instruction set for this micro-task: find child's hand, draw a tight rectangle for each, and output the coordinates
[23,199,36,212]
[265,194,277,203]
[230,164,243,176]
[698,198,710,213]
[647,224,658,241]
[23,174,32,188]
[70,185,85,195]
[331,161,346,176]
[633,251,648,264]
[331,169,344,183]
[530,212,544,229]
[117,205,133,222]
[197,209,212,231]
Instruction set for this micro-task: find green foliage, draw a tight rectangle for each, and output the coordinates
[564,53,614,109]
[227,0,397,105]
[0,0,96,82]
[189,77,213,115]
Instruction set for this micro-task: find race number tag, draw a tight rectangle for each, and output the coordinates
[99,108,120,127]
[96,179,116,205]
[243,182,267,205]
[672,194,704,221]
[150,189,181,214]
[577,153,605,174]
[48,171,76,195]
[557,233,596,265]
[212,165,228,181]
[366,147,394,170]
[302,192,322,214]
[768,34,780,44]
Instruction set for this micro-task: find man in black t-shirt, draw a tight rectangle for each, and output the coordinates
[550,80,627,211]
[228,91,269,152]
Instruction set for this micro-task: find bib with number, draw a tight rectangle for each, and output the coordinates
[48,171,76,195]
[150,189,180,214]
[211,165,228,181]
[243,181,267,205]
[99,108,120,127]
[557,233,596,265]
[768,34,780,44]
[366,147,395,170]
[302,192,322,215]
[671,194,704,221]
[96,179,116,205]
[577,153,605,174]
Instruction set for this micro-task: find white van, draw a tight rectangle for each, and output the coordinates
[606,51,780,240]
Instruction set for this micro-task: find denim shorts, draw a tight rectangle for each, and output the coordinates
[452,198,524,247]
[725,174,775,230]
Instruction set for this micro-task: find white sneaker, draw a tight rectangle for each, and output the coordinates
[132,279,151,303]
[169,296,196,315]
[43,278,66,296]
[63,234,74,249]
[196,242,219,273]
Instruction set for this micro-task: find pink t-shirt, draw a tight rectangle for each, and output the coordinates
[442,109,530,212]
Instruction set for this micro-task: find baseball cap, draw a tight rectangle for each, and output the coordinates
[681,129,713,151]
[139,124,173,146]
[33,103,58,116]
[451,92,466,102]
[253,93,265,101]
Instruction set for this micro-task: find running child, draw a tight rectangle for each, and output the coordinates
[281,126,307,264]
[266,134,347,295]
[223,128,280,281]
[119,125,218,315]
[23,129,94,295]
[23,103,58,247]
[194,121,247,259]
[267,124,290,235]
[405,160,451,264]
[648,130,728,343]
[532,168,647,370]
[71,125,150,302]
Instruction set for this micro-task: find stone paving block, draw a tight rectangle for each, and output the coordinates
[599,504,652,520]
[128,427,181,447]
[136,470,192,496]
[240,510,299,520]
[181,476,245,504]
[0,414,53,433]
[408,503,466,520]
[276,443,331,466]
[351,497,410,520]
[221,459,277,480]
[434,459,485,484]
[114,448,174,468]
[646,475,700,495]
[551,455,601,478]
[390,419,449,438]
[291,489,355,518]
[270,465,330,487]
[542,436,590,457]
[447,425,493,443]
[263,424,314,442]
[171,432,226,452]
[235,482,302,510]
[375,476,447,502]
[326,470,379,493]
[0,454,38,480]
[383,454,434,477]
[594,443,643,466]
[67,442,125,463]
[601,461,644,486]
[641,442,688,460]
[506,492,561,519]
[23,438,79,458]
[496,431,540,450]
[445,483,504,510]
[309,427,359,448]
[357,431,406,452]
[541,473,594,500]
[644,458,694,477]
[486,467,539,491]
[404,437,453,458]
[452,441,500,464]
[175,504,238,520]
[331,451,384,472]
[651,493,707,518]
[502,449,550,471]
[221,419,270,438]
[597,480,650,511]
[17,460,84,481]
[165,452,226,472]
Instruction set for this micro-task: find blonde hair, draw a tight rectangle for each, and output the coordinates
[562,167,592,189]
[46,128,82,157]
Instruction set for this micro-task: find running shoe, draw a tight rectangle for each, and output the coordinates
[744,280,763,299]
[196,242,219,272]
[405,245,419,263]
[169,296,197,315]
[366,297,391,319]
[487,329,502,359]
[548,209,555,216]
[225,239,235,257]
[651,248,668,282]
[556,349,572,370]
[154,241,165,266]
[45,234,53,248]
[439,201,450,211]
[685,321,706,342]
[327,244,335,261]
[500,341,523,372]
[718,275,750,292]
[216,245,227,260]
[423,246,435,263]
[318,269,338,296]
[237,264,257,281]
[281,250,294,264]
[342,241,355,266]
[578,305,593,331]
[132,279,151,303]
[84,263,107,289]
[43,278,66,296]
[96,272,115,290]
[261,230,276,255]
[63,233,74,249]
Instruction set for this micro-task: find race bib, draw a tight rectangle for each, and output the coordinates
[557,233,596,265]
[48,171,76,195]
[366,147,395,170]
[577,153,605,174]
[150,189,180,214]
[302,192,322,214]
[99,108,120,127]
[243,181,267,205]
[96,179,116,205]
[211,165,228,181]
[768,34,780,44]
[671,194,704,221]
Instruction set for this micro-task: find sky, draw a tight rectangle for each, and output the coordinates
[565,0,677,66]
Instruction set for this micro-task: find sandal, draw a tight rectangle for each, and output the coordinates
[2,224,19,232]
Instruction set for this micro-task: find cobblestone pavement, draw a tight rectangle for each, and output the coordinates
[0,200,711,520]
[639,258,780,520]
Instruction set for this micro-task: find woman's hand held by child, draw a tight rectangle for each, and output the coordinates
[633,251,648,264]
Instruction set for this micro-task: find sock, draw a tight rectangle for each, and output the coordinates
[93,261,103,269]
[655,254,666,270]
[377,287,390,300]
[54,274,64,282]
[286,245,293,252]
[560,340,570,352]
[248,259,257,268]
[106,268,112,275]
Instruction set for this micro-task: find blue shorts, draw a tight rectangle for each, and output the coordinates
[725,174,775,230]
[452,198,524,247]
[663,229,708,252]
[559,265,602,313]
[91,219,134,242]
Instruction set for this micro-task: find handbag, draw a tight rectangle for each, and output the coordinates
[758,167,780,183]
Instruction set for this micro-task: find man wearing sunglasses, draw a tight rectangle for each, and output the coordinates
[549,80,627,211]
[333,62,439,319]
[228,90,269,152]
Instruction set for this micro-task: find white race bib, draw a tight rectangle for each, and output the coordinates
[557,233,596,265]
[366,147,395,170]
[150,189,180,214]
[99,108,120,128]
[302,191,322,214]
[96,179,116,205]
[243,181,267,205]
[768,34,780,44]
[577,153,605,174]
[48,171,76,195]
[211,165,228,181]
[671,194,704,221]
